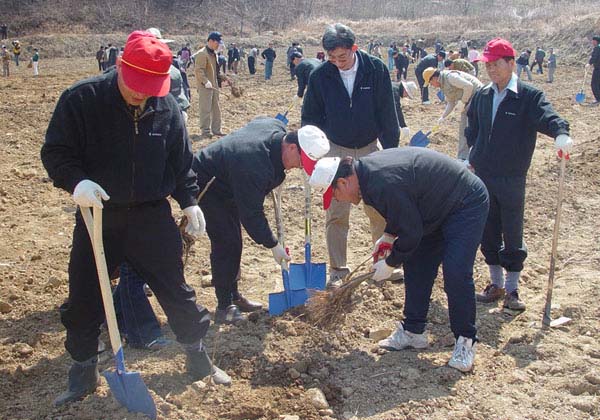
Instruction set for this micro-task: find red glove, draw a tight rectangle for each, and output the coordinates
[372,233,396,263]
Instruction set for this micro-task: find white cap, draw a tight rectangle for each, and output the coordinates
[298,125,330,175]
[401,80,419,99]
[147,27,175,44]
[309,157,341,209]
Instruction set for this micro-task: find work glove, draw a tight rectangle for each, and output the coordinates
[464,159,474,172]
[371,259,395,285]
[585,63,591,70]
[204,81,213,89]
[270,243,291,265]
[400,127,410,141]
[554,134,573,159]
[182,205,206,238]
[372,233,396,263]
[73,179,110,208]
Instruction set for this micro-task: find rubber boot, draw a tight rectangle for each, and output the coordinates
[54,356,100,406]
[185,347,232,386]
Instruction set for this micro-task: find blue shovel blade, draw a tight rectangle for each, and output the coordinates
[437,90,445,102]
[306,262,326,291]
[275,113,289,125]
[288,263,308,290]
[409,130,430,147]
[103,360,156,420]
[575,92,585,104]
[268,288,309,316]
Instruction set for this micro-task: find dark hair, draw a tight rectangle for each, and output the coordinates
[593,36,600,43]
[290,51,303,60]
[283,131,299,148]
[501,56,515,62]
[437,51,446,59]
[322,23,355,52]
[432,69,441,79]
[332,157,355,189]
[444,59,453,68]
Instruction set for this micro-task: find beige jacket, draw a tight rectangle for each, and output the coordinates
[194,47,219,87]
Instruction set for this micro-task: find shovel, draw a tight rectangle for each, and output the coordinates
[275,98,297,125]
[409,124,440,147]
[81,205,157,419]
[542,155,571,328]
[289,176,327,291]
[268,188,309,316]
[575,67,587,104]
[437,90,445,102]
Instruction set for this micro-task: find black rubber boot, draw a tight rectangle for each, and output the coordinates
[54,356,100,407]
[185,347,231,386]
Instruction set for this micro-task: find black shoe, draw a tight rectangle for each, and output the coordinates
[232,295,263,312]
[54,357,100,406]
[214,305,245,324]
[186,347,232,385]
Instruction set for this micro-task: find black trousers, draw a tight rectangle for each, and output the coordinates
[416,69,429,102]
[477,174,528,272]
[62,199,210,362]
[200,194,243,309]
[248,56,256,74]
[592,68,600,102]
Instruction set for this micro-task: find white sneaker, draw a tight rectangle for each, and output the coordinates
[448,336,476,372]
[422,100,431,105]
[328,267,350,288]
[378,323,429,350]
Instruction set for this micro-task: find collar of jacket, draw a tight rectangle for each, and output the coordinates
[104,69,169,113]
[482,79,521,100]
[269,132,285,174]
[321,50,375,79]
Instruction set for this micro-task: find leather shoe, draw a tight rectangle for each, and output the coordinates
[232,295,263,312]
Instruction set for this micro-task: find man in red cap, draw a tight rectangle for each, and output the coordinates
[466,37,572,310]
[42,30,230,407]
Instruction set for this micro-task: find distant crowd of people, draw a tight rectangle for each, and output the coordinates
[1,38,40,77]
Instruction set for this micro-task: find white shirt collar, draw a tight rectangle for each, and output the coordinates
[491,72,518,95]
[338,53,359,76]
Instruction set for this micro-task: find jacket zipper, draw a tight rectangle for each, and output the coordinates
[130,107,140,202]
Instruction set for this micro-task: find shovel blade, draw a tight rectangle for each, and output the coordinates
[409,130,430,147]
[268,288,309,316]
[275,113,289,125]
[306,262,327,291]
[288,263,308,290]
[545,316,572,327]
[575,92,585,104]
[102,370,156,420]
[288,262,327,291]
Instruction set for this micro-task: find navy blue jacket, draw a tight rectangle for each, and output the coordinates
[261,48,276,62]
[356,148,486,267]
[301,50,399,149]
[589,45,600,66]
[41,69,198,210]
[193,117,286,248]
[295,58,320,98]
[415,54,438,77]
[466,79,570,177]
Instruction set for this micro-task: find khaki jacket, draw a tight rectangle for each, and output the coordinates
[194,47,219,88]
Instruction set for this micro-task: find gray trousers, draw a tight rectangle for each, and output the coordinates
[325,141,386,269]
[197,85,221,135]
[457,102,471,161]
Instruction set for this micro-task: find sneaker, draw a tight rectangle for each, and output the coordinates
[214,305,245,324]
[378,323,429,350]
[328,267,350,288]
[422,100,431,105]
[503,290,526,311]
[448,336,476,372]
[476,283,505,303]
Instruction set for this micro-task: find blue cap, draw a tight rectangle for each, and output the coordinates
[208,31,222,42]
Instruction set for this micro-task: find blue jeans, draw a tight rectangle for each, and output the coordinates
[516,63,532,81]
[265,60,273,80]
[114,263,162,346]
[402,183,489,339]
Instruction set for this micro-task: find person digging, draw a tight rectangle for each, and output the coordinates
[193,119,330,324]
[41,31,231,407]
[309,148,489,372]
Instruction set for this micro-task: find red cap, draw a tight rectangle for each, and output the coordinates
[120,31,172,97]
[322,185,334,210]
[301,149,318,175]
[475,37,516,63]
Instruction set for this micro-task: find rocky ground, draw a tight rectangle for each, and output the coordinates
[0,49,599,420]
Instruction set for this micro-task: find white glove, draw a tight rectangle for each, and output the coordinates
[585,63,591,70]
[371,259,395,284]
[73,180,110,208]
[372,233,396,263]
[204,81,213,89]
[182,205,206,238]
[554,134,573,158]
[400,127,410,141]
[270,243,291,265]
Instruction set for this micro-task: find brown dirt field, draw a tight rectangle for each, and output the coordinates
[0,49,599,420]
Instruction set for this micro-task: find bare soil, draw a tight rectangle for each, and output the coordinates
[1,49,599,420]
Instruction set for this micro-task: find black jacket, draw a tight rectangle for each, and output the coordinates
[466,79,570,177]
[589,45,600,66]
[41,69,198,210]
[415,54,438,77]
[356,148,485,267]
[193,117,286,248]
[295,58,320,98]
[391,82,407,128]
[394,53,409,69]
[261,48,276,62]
[301,50,399,149]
